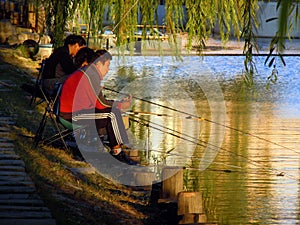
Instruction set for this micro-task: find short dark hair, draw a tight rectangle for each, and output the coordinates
[94,49,112,64]
[64,34,86,47]
[74,47,96,68]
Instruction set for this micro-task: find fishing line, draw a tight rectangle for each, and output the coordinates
[137,147,243,171]
[129,116,207,148]
[140,156,285,177]
[148,150,294,180]
[105,87,299,155]
[130,115,298,180]
[111,0,139,33]
[126,111,200,120]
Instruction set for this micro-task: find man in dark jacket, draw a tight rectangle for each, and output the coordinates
[42,34,86,94]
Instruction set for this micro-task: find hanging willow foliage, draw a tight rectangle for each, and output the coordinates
[40,0,298,49]
[240,0,259,86]
[35,0,299,83]
[113,0,139,46]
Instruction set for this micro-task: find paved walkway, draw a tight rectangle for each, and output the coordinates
[0,82,56,224]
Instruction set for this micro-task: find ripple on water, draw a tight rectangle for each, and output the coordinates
[107,55,300,224]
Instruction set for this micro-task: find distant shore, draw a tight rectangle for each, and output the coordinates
[3,36,300,61]
[106,36,300,56]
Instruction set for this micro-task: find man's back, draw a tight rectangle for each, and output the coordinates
[42,46,76,79]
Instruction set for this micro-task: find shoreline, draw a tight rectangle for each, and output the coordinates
[106,37,300,57]
[2,36,300,60]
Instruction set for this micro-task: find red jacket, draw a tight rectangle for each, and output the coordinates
[59,64,118,115]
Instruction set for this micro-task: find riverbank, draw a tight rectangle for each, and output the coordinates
[0,48,170,225]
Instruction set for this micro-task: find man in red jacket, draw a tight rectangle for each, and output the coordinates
[59,49,136,164]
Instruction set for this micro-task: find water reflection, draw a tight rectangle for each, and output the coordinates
[105,56,300,224]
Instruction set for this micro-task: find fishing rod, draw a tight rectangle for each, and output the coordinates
[130,115,207,148]
[105,87,204,122]
[136,146,287,176]
[125,111,200,120]
[135,143,244,172]
[105,87,300,155]
[130,115,298,180]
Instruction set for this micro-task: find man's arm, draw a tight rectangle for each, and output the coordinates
[97,89,132,110]
[97,89,114,108]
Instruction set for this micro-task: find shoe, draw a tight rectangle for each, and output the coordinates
[112,151,138,165]
[111,146,122,155]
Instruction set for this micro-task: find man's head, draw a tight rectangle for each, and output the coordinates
[74,47,96,68]
[91,49,112,79]
[64,34,86,57]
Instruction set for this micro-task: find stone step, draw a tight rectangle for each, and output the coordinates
[0,165,25,172]
[0,176,32,182]
[0,205,50,211]
[0,117,14,125]
[0,198,45,206]
[0,115,56,224]
[0,160,25,167]
[0,180,33,186]
[0,153,21,159]
[0,127,10,132]
[0,186,36,193]
[0,142,14,147]
[0,211,53,218]
[0,148,17,154]
[0,193,41,200]
[0,218,56,225]
[0,137,12,142]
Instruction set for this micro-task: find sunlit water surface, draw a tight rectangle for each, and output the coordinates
[104,55,300,224]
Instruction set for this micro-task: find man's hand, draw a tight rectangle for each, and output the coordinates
[119,94,132,111]
[122,94,132,102]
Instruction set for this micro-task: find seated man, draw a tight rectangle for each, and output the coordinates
[74,46,96,68]
[42,34,86,94]
[59,49,135,164]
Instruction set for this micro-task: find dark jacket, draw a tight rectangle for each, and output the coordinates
[42,46,77,79]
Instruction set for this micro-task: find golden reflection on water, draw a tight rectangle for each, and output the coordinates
[129,97,300,224]
[198,101,300,224]
[130,99,203,167]
[245,108,300,224]
[108,55,300,224]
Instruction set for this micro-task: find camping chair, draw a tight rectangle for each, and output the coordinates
[33,88,139,165]
[29,59,47,106]
[33,82,74,150]
[33,82,110,155]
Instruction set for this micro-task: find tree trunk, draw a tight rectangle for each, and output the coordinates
[52,0,68,48]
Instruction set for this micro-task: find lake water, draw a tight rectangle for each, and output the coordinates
[105,55,300,225]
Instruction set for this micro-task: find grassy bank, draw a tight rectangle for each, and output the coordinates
[0,47,166,225]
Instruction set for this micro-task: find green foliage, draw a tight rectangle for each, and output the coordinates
[42,0,250,51]
[264,0,298,87]
[16,44,31,58]
[266,64,278,90]
[113,0,139,46]
[44,0,74,48]
[38,0,298,85]
[240,0,259,86]
[184,0,243,53]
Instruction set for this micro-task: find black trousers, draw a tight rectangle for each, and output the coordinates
[93,107,129,148]
[61,107,129,148]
